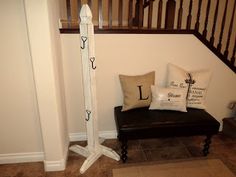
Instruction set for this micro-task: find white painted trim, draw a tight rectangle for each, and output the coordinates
[99,130,118,139]
[0,152,44,164]
[69,132,87,141]
[44,140,69,171]
[0,143,69,172]
[63,139,69,168]
[44,159,66,171]
[69,130,117,142]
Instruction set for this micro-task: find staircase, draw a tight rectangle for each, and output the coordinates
[59,0,236,73]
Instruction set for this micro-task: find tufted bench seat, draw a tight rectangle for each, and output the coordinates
[114,106,220,162]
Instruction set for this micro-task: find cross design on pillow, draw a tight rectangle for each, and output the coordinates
[185,73,196,85]
[185,73,196,98]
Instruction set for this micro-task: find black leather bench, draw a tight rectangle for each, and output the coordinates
[114,106,220,162]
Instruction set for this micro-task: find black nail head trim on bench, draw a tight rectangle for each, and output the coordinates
[114,106,220,163]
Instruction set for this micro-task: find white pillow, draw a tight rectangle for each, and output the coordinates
[167,63,212,109]
[149,86,187,112]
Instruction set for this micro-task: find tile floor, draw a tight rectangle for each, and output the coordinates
[0,133,236,177]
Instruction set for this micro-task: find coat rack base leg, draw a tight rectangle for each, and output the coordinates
[69,145,89,158]
[69,144,120,174]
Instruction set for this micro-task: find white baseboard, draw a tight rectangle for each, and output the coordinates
[69,132,87,141]
[0,131,115,169]
[0,152,44,164]
[44,158,66,171]
[69,130,117,142]
[44,141,69,171]
[0,143,69,172]
[99,130,118,139]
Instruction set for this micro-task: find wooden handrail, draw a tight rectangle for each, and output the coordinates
[61,0,236,73]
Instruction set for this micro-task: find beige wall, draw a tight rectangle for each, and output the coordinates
[0,0,69,171]
[24,0,69,170]
[61,34,236,134]
[47,0,69,164]
[0,1,43,154]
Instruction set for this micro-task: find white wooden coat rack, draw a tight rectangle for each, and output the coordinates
[69,4,120,174]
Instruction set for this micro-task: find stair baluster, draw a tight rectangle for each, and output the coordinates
[148,0,154,28]
[138,0,144,28]
[224,0,236,58]
[217,0,228,52]
[66,0,72,28]
[177,0,183,29]
[77,0,82,24]
[203,0,211,38]
[119,0,123,27]
[195,0,202,31]
[210,0,219,45]
[128,0,133,28]
[165,0,176,29]
[157,0,163,29]
[231,39,236,65]
[186,0,193,30]
[108,0,112,28]
[88,0,92,8]
[98,0,103,29]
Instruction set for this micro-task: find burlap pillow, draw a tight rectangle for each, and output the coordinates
[119,71,155,111]
[167,64,211,109]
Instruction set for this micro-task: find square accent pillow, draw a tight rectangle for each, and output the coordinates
[149,86,187,112]
[167,63,212,109]
[119,71,155,111]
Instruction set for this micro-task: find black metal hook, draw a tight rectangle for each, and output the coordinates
[81,36,87,49]
[90,57,97,70]
[85,110,91,121]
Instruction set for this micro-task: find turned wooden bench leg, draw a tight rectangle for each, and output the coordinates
[203,135,212,156]
[121,139,128,163]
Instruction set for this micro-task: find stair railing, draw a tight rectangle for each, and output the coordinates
[60,0,236,73]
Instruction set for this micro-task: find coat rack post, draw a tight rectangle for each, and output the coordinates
[69,4,120,174]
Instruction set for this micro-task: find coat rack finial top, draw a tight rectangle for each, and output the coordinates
[80,4,93,24]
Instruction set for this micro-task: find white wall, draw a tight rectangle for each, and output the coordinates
[0,0,69,171]
[0,0,43,156]
[47,0,69,161]
[24,0,69,171]
[61,34,236,136]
